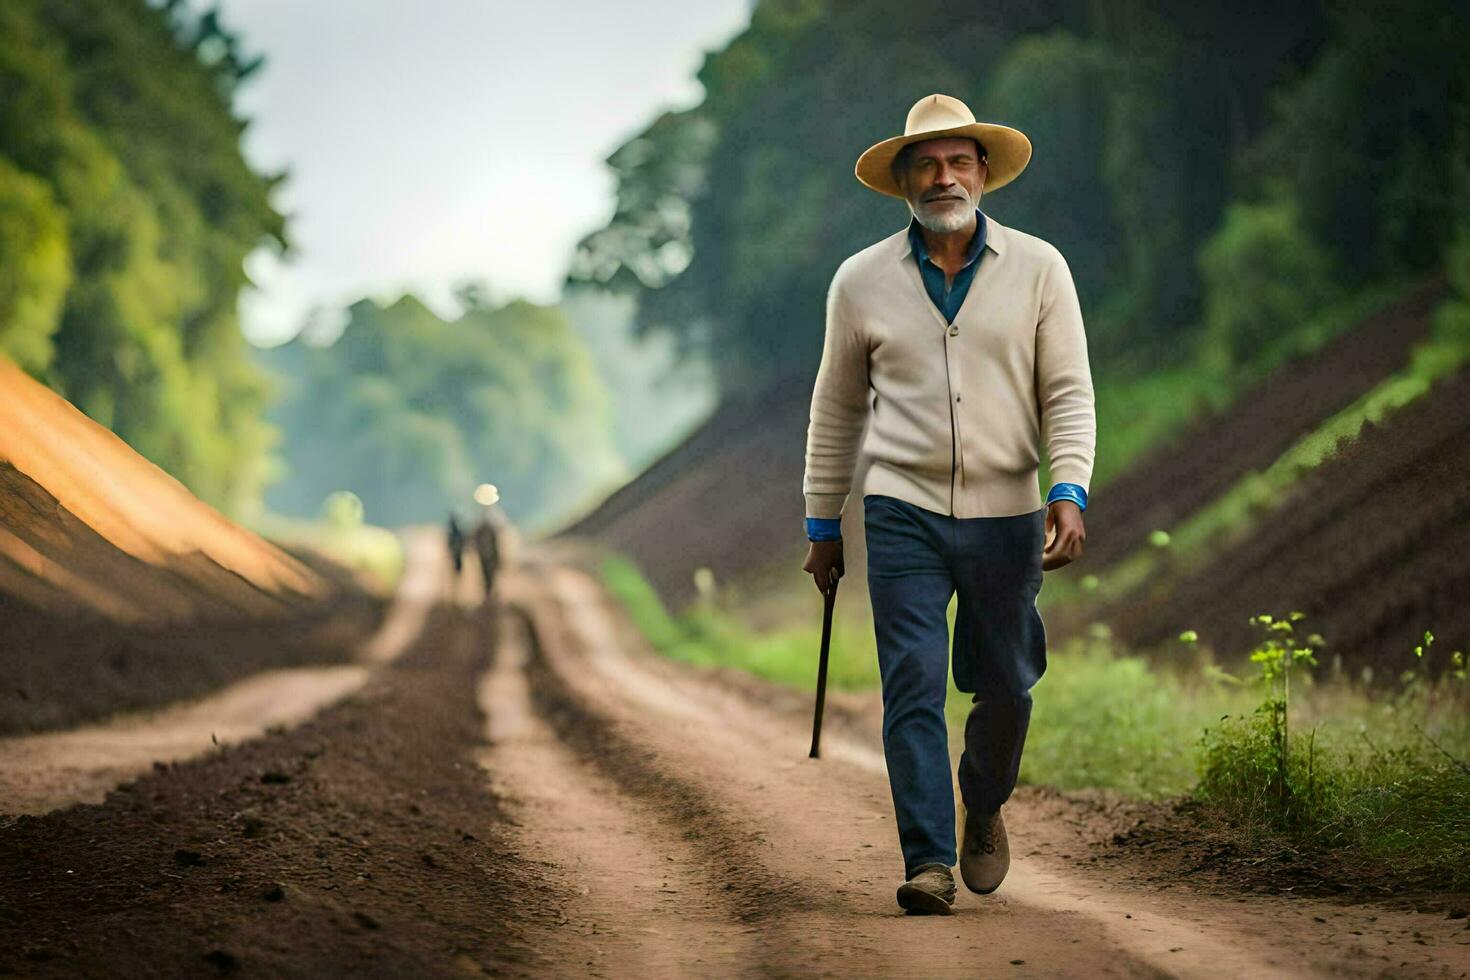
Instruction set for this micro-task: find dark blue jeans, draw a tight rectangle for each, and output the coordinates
[863,493,1047,877]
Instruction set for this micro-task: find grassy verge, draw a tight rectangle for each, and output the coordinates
[599,553,881,690]
[1194,616,1469,890]
[600,554,1469,887]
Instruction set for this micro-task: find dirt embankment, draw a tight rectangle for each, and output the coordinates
[1080,277,1448,570]
[1102,366,1470,668]
[0,459,383,736]
[554,370,819,609]
[0,358,386,735]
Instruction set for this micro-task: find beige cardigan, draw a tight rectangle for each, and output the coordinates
[803,212,1096,521]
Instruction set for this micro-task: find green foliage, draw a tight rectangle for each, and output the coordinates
[573,0,1354,389]
[1198,624,1470,889]
[571,0,1097,390]
[0,158,70,372]
[261,294,624,529]
[598,553,880,691]
[1246,0,1470,280]
[0,0,284,512]
[1012,632,1256,797]
[1197,200,1339,373]
[1216,612,1322,812]
[981,31,1119,305]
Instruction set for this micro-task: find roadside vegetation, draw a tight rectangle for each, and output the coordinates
[251,491,404,593]
[600,555,1469,889]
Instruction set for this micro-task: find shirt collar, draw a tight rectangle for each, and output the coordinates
[901,208,995,265]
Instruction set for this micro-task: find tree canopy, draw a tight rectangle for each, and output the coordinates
[571,0,1468,388]
[260,293,623,529]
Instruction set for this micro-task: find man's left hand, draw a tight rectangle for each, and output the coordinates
[1042,500,1085,571]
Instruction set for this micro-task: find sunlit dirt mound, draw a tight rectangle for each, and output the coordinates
[0,357,383,735]
[1103,366,1470,671]
[0,357,326,622]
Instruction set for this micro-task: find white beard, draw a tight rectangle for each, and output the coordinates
[911,194,976,233]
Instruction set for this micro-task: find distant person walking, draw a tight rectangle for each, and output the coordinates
[447,513,465,577]
[801,94,1096,915]
[473,516,501,600]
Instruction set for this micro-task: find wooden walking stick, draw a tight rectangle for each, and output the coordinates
[809,567,839,759]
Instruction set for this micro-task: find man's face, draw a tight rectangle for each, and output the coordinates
[897,137,987,233]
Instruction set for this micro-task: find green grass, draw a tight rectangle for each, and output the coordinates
[250,512,404,592]
[1196,628,1470,890]
[1006,629,1257,797]
[599,553,880,690]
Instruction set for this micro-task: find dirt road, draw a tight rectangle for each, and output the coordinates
[2,545,1467,978]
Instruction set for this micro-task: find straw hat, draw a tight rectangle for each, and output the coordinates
[855,94,1032,199]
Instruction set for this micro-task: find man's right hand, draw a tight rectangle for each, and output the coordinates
[803,539,844,595]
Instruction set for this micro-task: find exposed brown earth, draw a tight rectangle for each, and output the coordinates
[0,360,386,735]
[1103,366,1470,669]
[1080,276,1448,570]
[0,604,544,979]
[4,550,1468,977]
[0,585,381,736]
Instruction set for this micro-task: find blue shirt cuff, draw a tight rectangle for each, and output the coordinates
[1046,483,1088,511]
[806,517,843,541]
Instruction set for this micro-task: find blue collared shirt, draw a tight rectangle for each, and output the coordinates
[806,210,1087,542]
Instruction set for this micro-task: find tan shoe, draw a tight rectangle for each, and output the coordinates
[959,805,1010,894]
[896,862,956,915]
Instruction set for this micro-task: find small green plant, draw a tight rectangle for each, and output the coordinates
[1246,611,1321,810]
[1197,612,1324,826]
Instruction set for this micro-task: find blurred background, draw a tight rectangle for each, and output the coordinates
[1,0,1466,639]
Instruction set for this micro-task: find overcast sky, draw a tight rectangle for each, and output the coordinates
[208,0,752,345]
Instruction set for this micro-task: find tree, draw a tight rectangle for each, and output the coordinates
[0,0,285,513]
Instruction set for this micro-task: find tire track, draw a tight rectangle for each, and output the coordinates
[478,608,768,977]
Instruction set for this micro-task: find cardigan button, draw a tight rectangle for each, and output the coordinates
[948,325,959,337]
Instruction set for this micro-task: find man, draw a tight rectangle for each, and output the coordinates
[447,513,465,578]
[473,516,501,600]
[801,94,1095,915]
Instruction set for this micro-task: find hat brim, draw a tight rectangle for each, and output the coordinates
[855,122,1032,199]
